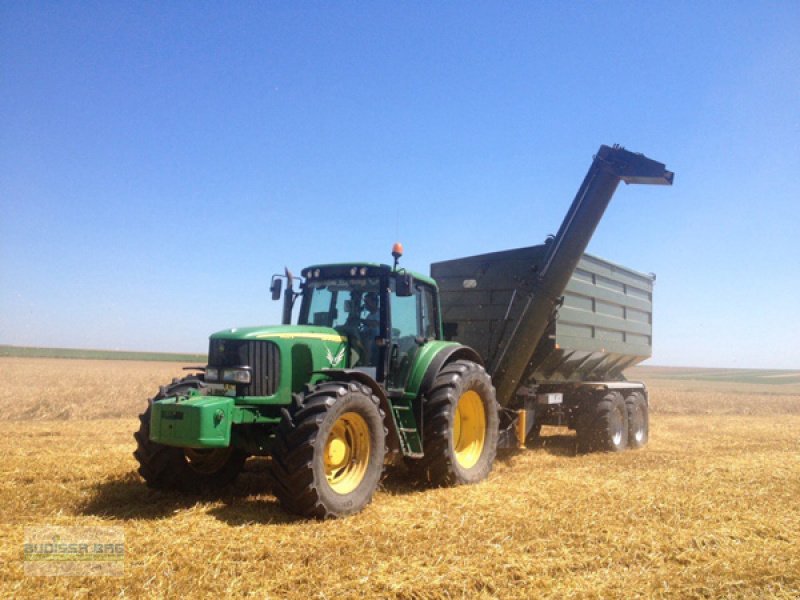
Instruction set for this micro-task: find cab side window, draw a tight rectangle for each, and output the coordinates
[391,292,418,341]
[419,285,438,340]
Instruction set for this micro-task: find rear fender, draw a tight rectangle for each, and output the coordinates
[405,342,484,399]
[402,343,484,440]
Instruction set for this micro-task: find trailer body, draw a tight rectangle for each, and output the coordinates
[432,247,655,393]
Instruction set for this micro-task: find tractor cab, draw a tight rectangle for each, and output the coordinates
[292,259,441,390]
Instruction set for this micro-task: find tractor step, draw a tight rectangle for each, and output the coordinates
[389,398,422,456]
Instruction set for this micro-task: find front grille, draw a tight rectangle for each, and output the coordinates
[208,339,280,396]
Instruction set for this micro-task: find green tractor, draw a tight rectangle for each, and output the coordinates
[134,246,498,519]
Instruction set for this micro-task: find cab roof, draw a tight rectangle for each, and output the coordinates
[302,263,438,288]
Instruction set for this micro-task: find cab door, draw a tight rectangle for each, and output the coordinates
[386,279,438,392]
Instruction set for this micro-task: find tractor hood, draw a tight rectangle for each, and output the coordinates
[210,324,347,344]
[208,325,352,395]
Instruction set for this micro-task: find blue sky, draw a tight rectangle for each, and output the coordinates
[1,2,798,368]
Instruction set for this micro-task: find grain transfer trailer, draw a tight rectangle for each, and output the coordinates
[134,145,673,518]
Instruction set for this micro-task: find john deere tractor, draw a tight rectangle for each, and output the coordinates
[134,246,498,519]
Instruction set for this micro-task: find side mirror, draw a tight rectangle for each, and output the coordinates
[270,277,283,301]
[396,273,414,297]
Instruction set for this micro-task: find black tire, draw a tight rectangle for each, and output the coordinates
[625,391,649,449]
[133,376,247,492]
[270,381,387,519]
[407,360,498,485]
[576,390,629,453]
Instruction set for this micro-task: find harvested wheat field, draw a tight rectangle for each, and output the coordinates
[0,357,798,598]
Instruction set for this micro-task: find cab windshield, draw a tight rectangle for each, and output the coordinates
[299,277,380,329]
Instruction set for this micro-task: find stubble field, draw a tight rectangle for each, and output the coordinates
[0,357,798,598]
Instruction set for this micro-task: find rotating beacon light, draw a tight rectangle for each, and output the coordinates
[391,242,404,270]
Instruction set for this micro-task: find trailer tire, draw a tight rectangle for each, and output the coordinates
[270,382,386,519]
[408,360,498,486]
[625,391,649,449]
[133,377,247,492]
[576,391,629,453]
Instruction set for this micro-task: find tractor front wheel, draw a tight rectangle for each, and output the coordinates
[270,382,387,519]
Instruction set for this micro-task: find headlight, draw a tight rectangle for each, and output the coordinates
[222,368,252,384]
[205,367,219,382]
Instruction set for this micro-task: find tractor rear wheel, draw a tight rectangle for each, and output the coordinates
[576,390,629,453]
[133,376,247,492]
[270,382,387,519]
[625,391,649,449]
[408,360,498,485]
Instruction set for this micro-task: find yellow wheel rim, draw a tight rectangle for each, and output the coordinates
[324,412,371,494]
[453,390,486,469]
